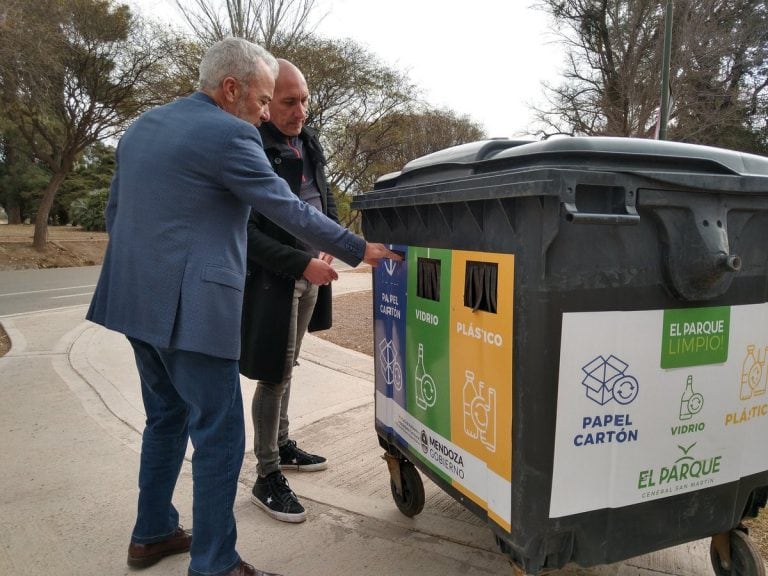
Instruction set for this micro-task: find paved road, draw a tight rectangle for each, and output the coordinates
[0,259,360,318]
[0,266,101,317]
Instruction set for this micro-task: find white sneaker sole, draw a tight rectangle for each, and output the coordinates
[279,461,328,472]
[250,495,307,523]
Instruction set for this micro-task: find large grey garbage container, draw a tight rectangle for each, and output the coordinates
[352,136,768,575]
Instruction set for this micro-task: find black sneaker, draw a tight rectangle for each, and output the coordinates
[278,439,328,472]
[250,471,306,523]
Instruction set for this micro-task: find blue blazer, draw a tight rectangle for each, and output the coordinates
[87,92,365,360]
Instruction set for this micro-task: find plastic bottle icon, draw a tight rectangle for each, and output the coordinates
[740,345,767,400]
[463,369,497,452]
[414,343,436,409]
[463,370,479,439]
[680,375,704,420]
[477,387,497,452]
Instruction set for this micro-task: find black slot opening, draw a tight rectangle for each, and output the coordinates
[417,257,441,301]
[464,261,498,313]
[575,184,627,215]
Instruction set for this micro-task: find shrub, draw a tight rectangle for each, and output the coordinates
[69,188,109,231]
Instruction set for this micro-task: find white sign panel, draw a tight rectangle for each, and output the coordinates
[550,303,768,518]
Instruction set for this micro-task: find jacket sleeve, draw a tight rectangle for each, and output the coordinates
[245,211,311,280]
[221,126,365,266]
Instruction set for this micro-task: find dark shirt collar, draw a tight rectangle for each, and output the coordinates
[261,121,291,141]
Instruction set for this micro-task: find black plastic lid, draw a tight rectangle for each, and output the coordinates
[371,136,768,191]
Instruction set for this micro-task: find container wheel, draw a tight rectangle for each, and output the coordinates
[710,529,766,576]
[390,460,425,517]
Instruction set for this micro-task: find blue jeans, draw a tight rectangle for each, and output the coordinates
[252,279,318,476]
[128,337,244,576]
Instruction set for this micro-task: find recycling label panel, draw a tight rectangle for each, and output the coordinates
[373,244,407,423]
[374,246,514,531]
[550,302,768,518]
[406,247,452,439]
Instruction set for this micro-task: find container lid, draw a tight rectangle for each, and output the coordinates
[371,136,768,191]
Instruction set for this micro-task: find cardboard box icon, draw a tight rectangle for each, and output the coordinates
[581,355,629,405]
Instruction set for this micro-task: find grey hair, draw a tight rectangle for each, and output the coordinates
[198,37,279,91]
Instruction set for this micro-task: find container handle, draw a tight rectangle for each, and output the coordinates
[562,202,640,225]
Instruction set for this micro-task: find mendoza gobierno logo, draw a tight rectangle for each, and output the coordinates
[420,429,465,479]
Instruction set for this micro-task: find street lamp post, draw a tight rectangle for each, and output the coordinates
[658,0,673,140]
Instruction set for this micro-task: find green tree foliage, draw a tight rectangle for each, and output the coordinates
[69,187,109,231]
[57,142,115,223]
[0,0,195,249]
[0,139,115,225]
[534,0,767,153]
[0,124,49,224]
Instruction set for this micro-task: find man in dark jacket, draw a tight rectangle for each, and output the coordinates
[240,59,337,523]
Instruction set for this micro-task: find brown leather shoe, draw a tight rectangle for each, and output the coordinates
[224,560,283,576]
[127,526,192,568]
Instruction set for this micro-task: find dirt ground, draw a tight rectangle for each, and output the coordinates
[0,224,109,270]
[1,224,767,563]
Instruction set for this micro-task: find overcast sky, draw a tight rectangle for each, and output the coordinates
[128,0,565,138]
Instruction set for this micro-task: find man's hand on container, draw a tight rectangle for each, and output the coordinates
[363,242,402,267]
[303,257,339,285]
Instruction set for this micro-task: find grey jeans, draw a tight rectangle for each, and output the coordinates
[251,278,319,477]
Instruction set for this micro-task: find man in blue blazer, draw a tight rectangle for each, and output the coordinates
[87,37,398,576]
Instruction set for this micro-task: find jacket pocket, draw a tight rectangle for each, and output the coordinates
[202,264,244,291]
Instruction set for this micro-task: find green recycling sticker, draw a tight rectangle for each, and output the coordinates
[661,306,731,369]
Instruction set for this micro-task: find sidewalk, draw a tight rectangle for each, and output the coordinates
[0,268,713,576]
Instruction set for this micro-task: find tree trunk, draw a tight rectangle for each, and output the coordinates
[7,204,22,225]
[32,170,69,251]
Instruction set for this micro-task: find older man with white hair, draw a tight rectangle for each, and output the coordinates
[88,38,399,576]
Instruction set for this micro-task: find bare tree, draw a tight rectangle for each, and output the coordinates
[266,35,486,226]
[0,0,194,249]
[328,107,485,230]
[173,0,321,48]
[345,108,486,193]
[669,0,767,150]
[272,36,418,222]
[173,2,484,228]
[534,0,668,137]
[533,0,767,153]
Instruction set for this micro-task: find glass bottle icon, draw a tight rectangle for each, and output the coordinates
[680,375,704,420]
[414,343,436,409]
[415,343,425,382]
